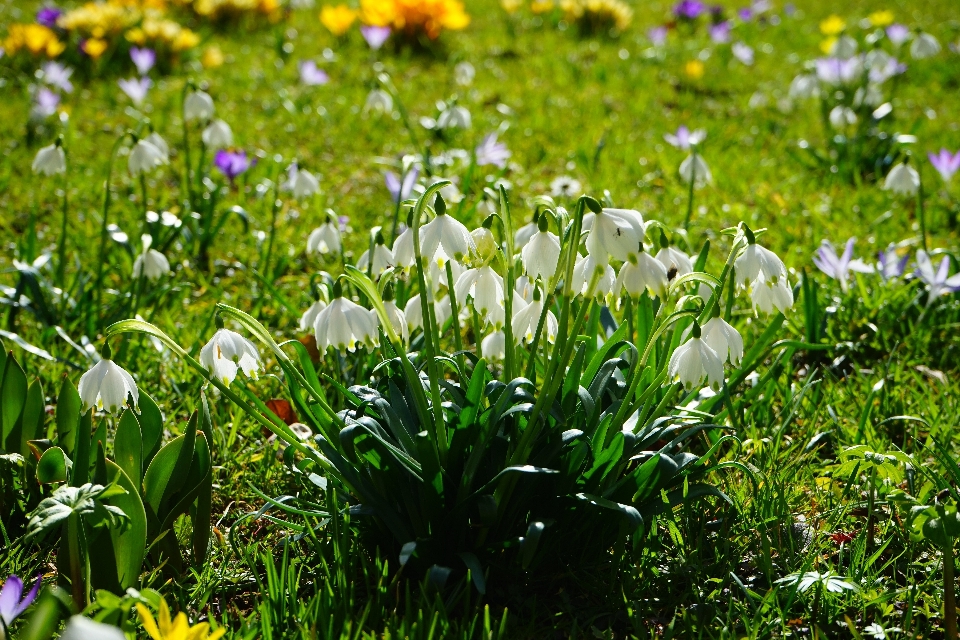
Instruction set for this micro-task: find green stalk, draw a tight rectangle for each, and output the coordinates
[917,173,928,253]
[446,261,466,376]
[261,179,281,280]
[56,152,69,289]
[946,537,958,640]
[683,148,697,230]
[66,512,84,609]
[180,82,195,213]
[92,134,127,332]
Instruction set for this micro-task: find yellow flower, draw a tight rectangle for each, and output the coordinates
[819,36,836,54]
[819,14,845,36]
[3,24,65,58]
[560,0,632,32]
[359,0,470,40]
[500,0,522,14]
[172,29,200,51]
[868,10,894,27]
[683,59,704,80]
[531,0,554,14]
[137,599,225,640]
[83,37,109,59]
[125,27,146,44]
[202,45,224,67]
[320,5,357,36]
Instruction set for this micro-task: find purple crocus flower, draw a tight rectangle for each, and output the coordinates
[118,77,152,105]
[41,61,73,93]
[32,87,60,119]
[360,25,391,50]
[647,26,668,46]
[915,250,960,304]
[475,133,511,169]
[664,125,705,150]
[215,149,251,182]
[868,57,906,84]
[737,7,752,21]
[36,7,62,28]
[385,167,418,203]
[877,244,908,281]
[928,149,960,183]
[886,24,910,47]
[0,574,42,627]
[298,60,329,86]
[674,0,706,19]
[338,215,350,232]
[812,238,873,293]
[130,47,156,75]
[814,57,861,85]
[709,21,731,43]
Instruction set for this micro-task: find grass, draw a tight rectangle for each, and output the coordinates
[3,0,960,637]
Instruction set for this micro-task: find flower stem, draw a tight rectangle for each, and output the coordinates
[683,149,697,230]
[56,156,70,290]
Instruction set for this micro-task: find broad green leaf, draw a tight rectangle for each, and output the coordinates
[102,461,147,589]
[26,483,128,540]
[1,353,27,450]
[20,378,45,458]
[138,392,164,468]
[193,392,214,566]
[37,446,71,484]
[115,409,143,485]
[71,411,92,487]
[56,375,82,457]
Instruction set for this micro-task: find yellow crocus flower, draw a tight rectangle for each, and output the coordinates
[819,14,845,36]
[137,599,226,640]
[83,37,109,59]
[868,10,894,27]
[683,59,704,80]
[320,5,357,36]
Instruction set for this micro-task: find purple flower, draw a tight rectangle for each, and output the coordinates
[664,125,705,150]
[385,167,418,203]
[298,60,329,86]
[886,24,910,47]
[812,238,873,293]
[674,0,706,19]
[868,56,906,84]
[360,25,391,50]
[41,61,73,93]
[709,21,731,43]
[915,250,960,303]
[0,574,41,627]
[36,7,62,28]
[928,149,960,183]
[32,87,60,119]
[338,215,350,232]
[130,47,156,75]
[814,57,861,85]
[214,149,251,181]
[118,77,152,105]
[877,244,908,281]
[647,26,668,46]
[732,41,754,65]
[475,133,511,169]
[737,7,752,21]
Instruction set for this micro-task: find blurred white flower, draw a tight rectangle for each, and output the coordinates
[313,296,379,352]
[202,119,233,149]
[358,241,395,279]
[199,328,262,386]
[882,162,919,195]
[364,88,394,114]
[521,228,561,282]
[789,74,819,99]
[420,211,475,266]
[392,226,415,270]
[655,244,693,279]
[437,105,471,129]
[383,298,409,342]
[307,217,342,255]
[614,249,669,299]
[128,139,167,176]
[299,299,327,332]
[584,208,646,263]
[550,176,582,198]
[701,316,743,366]
[679,153,712,187]
[78,358,139,414]
[283,163,320,200]
[481,330,506,360]
[454,61,476,86]
[132,235,170,281]
[145,132,170,162]
[910,32,940,59]
[184,89,215,121]
[404,294,452,332]
[830,35,858,59]
[118,77,152,105]
[732,42,755,65]
[32,143,66,176]
[61,616,126,640]
[572,253,616,301]
[751,273,794,315]
[514,220,539,249]
[829,105,857,129]
[669,326,724,390]
[664,125,705,150]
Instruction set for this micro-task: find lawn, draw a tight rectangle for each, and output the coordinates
[2,0,960,637]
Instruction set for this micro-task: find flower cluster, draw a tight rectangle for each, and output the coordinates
[560,0,633,33]
[2,23,66,59]
[172,0,285,23]
[359,0,470,41]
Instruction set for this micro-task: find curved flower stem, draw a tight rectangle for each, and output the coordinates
[498,186,517,381]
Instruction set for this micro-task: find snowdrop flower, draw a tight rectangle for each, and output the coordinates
[42,61,73,93]
[550,176,582,199]
[392,226,415,270]
[882,161,920,196]
[437,104,471,130]
[283,163,320,199]
[202,119,233,149]
[184,89,214,122]
[420,209,475,266]
[732,42,755,65]
[299,60,329,86]
[815,57,861,85]
[669,322,724,390]
[476,133,511,168]
[32,142,66,176]
[0,574,41,628]
[404,294,452,332]
[584,208,646,263]
[679,153,712,187]
[481,330,506,360]
[455,265,504,323]
[306,214,342,256]
[910,32,941,59]
[789,74,819,99]
[385,168,418,203]
[78,355,139,414]
[512,288,557,344]
[360,25,391,49]
[701,314,743,366]
[928,149,960,183]
[60,616,126,640]
[314,290,380,352]
[655,236,694,280]
[521,221,561,282]
[118,77,152,105]
[129,47,156,75]
[365,88,393,114]
[299,299,327,332]
[128,138,167,176]
[751,273,794,314]
[614,245,669,299]
[146,210,182,228]
[200,327,262,386]
[358,235,395,278]
[515,218,539,250]
[381,297,408,342]
[144,132,170,162]
[132,234,170,282]
[664,125,706,151]
[454,61,476,86]
[829,106,857,129]
[571,253,616,301]
[915,250,960,304]
[735,236,787,289]
[813,238,872,293]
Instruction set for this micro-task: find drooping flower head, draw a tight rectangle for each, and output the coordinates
[669,321,724,390]
[419,200,475,267]
[128,138,167,176]
[202,119,233,149]
[199,325,262,386]
[521,216,561,283]
[184,89,215,122]
[307,212,342,256]
[882,161,920,196]
[584,207,646,263]
[132,234,171,282]
[313,282,379,353]
[77,351,139,414]
[32,141,66,176]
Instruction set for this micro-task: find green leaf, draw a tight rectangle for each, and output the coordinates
[26,483,128,540]
[193,392,214,566]
[20,378,45,458]
[138,392,164,469]
[71,411,92,487]
[56,375,82,458]
[37,446,71,484]
[114,409,143,486]
[100,460,148,590]
[520,521,545,569]
[1,352,27,450]
[574,492,643,531]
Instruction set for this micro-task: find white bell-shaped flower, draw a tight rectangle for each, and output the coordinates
[655,241,694,280]
[882,162,920,196]
[200,328,262,386]
[571,253,616,301]
[32,143,66,176]
[437,104,471,129]
[286,166,320,200]
[202,119,233,149]
[614,247,669,299]
[584,208,646,263]
[313,294,379,352]
[910,32,940,59]
[420,211,475,267]
[512,291,558,344]
[514,220,538,250]
[701,315,744,367]
[455,265,504,322]
[521,226,561,283]
[358,242,395,279]
[184,89,215,122]
[679,153,712,187]
[299,299,327,332]
[144,132,170,163]
[61,616,126,640]
[364,88,393,114]
[668,323,724,390]
[78,356,139,414]
[128,139,167,176]
[829,106,857,129]
[751,273,794,315]
[481,330,506,360]
[404,294,453,332]
[383,298,409,342]
[735,238,787,289]
[132,234,170,282]
[392,226,416,270]
[307,216,342,255]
